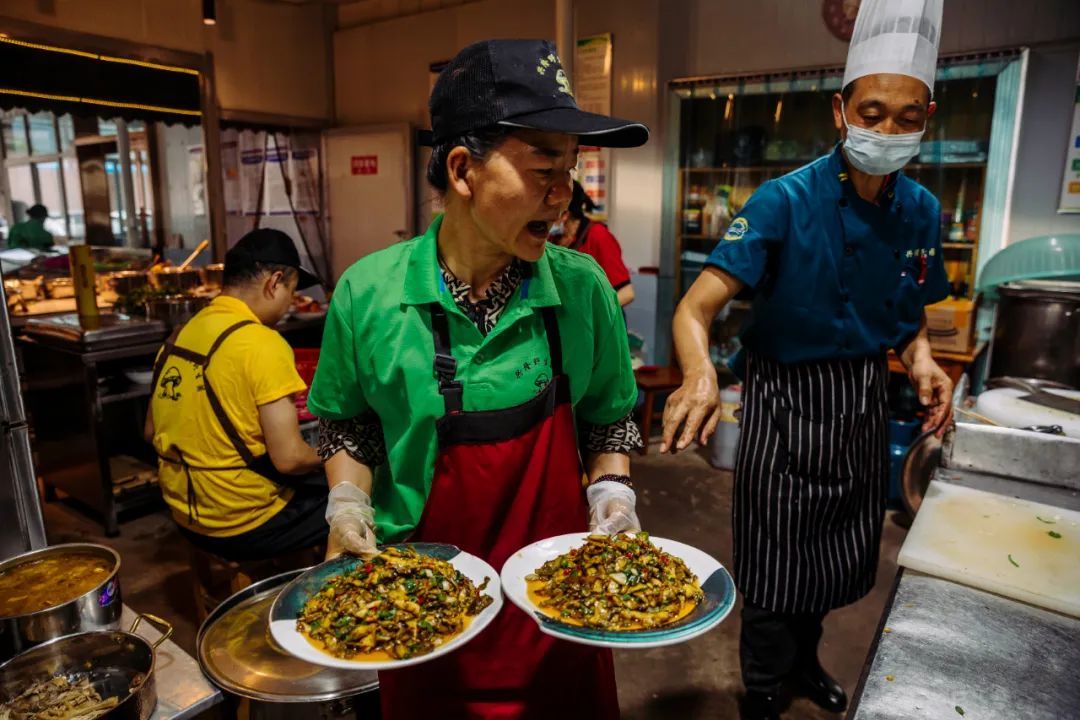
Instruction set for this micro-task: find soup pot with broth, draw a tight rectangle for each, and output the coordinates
[0,544,122,662]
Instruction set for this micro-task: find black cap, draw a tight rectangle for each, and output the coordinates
[429,39,649,148]
[225,228,320,289]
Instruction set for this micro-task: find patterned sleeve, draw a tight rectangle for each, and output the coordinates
[580,413,644,454]
[317,415,388,467]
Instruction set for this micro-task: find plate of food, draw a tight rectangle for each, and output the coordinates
[501,532,734,649]
[291,294,326,320]
[269,544,502,670]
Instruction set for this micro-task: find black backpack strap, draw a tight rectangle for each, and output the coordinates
[429,303,463,414]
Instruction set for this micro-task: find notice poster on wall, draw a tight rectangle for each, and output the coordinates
[264,142,291,215]
[239,143,265,217]
[1058,55,1080,213]
[575,33,613,221]
[578,146,608,220]
[188,146,206,216]
[221,139,241,214]
[290,147,319,214]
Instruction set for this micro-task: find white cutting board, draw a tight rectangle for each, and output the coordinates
[898,481,1080,617]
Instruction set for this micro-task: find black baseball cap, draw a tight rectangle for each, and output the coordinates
[429,39,649,148]
[225,228,320,289]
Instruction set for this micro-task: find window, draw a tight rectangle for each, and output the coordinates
[2,114,29,158]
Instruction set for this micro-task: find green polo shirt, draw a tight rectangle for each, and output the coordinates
[308,215,636,542]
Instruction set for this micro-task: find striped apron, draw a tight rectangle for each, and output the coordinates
[732,352,889,614]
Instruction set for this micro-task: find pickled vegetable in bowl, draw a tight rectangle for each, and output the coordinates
[525,533,703,630]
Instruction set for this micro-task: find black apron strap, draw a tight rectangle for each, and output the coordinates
[200,320,258,465]
[540,307,563,377]
[429,303,464,414]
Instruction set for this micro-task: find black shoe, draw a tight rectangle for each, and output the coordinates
[792,662,847,713]
[740,691,781,720]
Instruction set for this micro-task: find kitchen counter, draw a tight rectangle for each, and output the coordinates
[849,570,1080,720]
[851,425,1080,719]
[120,605,222,720]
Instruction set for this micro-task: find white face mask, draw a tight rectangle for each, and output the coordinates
[841,102,925,175]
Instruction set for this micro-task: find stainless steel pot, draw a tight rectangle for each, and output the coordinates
[0,613,172,720]
[0,544,122,662]
[201,263,225,289]
[107,270,150,296]
[197,569,379,719]
[991,281,1080,387]
[152,267,201,293]
[44,277,74,299]
[145,295,210,328]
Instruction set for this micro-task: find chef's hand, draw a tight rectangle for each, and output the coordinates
[325,481,378,560]
[660,369,722,453]
[908,356,954,438]
[587,481,641,535]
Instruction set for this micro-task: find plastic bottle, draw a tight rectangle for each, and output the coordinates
[709,384,743,470]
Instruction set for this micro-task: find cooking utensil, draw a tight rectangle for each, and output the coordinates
[974,387,1080,439]
[107,270,150,296]
[198,569,379,718]
[0,613,171,720]
[990,282,1080,387]
[179,239,210,271]
[898,480,1080,618]
[269,544,502,671]
[500,533,735,650]
[145,295,209,328]
[899,430,943,518]
[201,262,224,289]
[0,543,122,662]
[151,267,201,293]
[44,277,74,299]
[954,406,1002,427]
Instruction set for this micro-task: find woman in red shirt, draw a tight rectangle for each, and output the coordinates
[551,181,635,306]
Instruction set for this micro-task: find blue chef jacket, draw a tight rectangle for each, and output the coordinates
[706,144,950,376]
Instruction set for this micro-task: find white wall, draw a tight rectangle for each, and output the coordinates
[0,0,332,120]
[1010,44,1080,243]
[334,0,555,127]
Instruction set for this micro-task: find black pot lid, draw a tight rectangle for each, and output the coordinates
[196,569,378,703]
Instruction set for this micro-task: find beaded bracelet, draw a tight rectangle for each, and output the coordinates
[590,473,634,489]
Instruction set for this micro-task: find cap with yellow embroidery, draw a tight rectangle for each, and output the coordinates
[428,38,648,148]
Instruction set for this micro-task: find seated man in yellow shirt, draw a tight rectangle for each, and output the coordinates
[145,228,325,561]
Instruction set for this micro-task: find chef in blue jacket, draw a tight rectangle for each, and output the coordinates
[662,2,954,719]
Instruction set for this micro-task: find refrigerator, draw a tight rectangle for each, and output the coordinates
[0,284,46,561]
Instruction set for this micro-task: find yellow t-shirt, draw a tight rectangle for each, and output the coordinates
[151,295,307,537]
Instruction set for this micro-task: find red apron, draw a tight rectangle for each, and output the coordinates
[378,303,620,720]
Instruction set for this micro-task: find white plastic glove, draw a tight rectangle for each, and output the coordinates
[325,482,378,558]
[587,481,641,535]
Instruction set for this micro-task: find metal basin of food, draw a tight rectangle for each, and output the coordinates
[151,267,201,293]
[201,263,225,289]
[145,295,210,329]
[44,277,75,299]
[0,613,171,720]
[198,569,379,719]
[107,270,150,296]
[0,544,122,662]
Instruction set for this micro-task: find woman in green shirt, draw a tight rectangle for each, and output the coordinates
[308,39,648,720]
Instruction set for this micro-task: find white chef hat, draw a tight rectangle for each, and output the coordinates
[842,0,943,94]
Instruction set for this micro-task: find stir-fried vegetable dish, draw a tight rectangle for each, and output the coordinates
[0,676,119,720]
[526,533,703,630]
[297,547,493,660]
